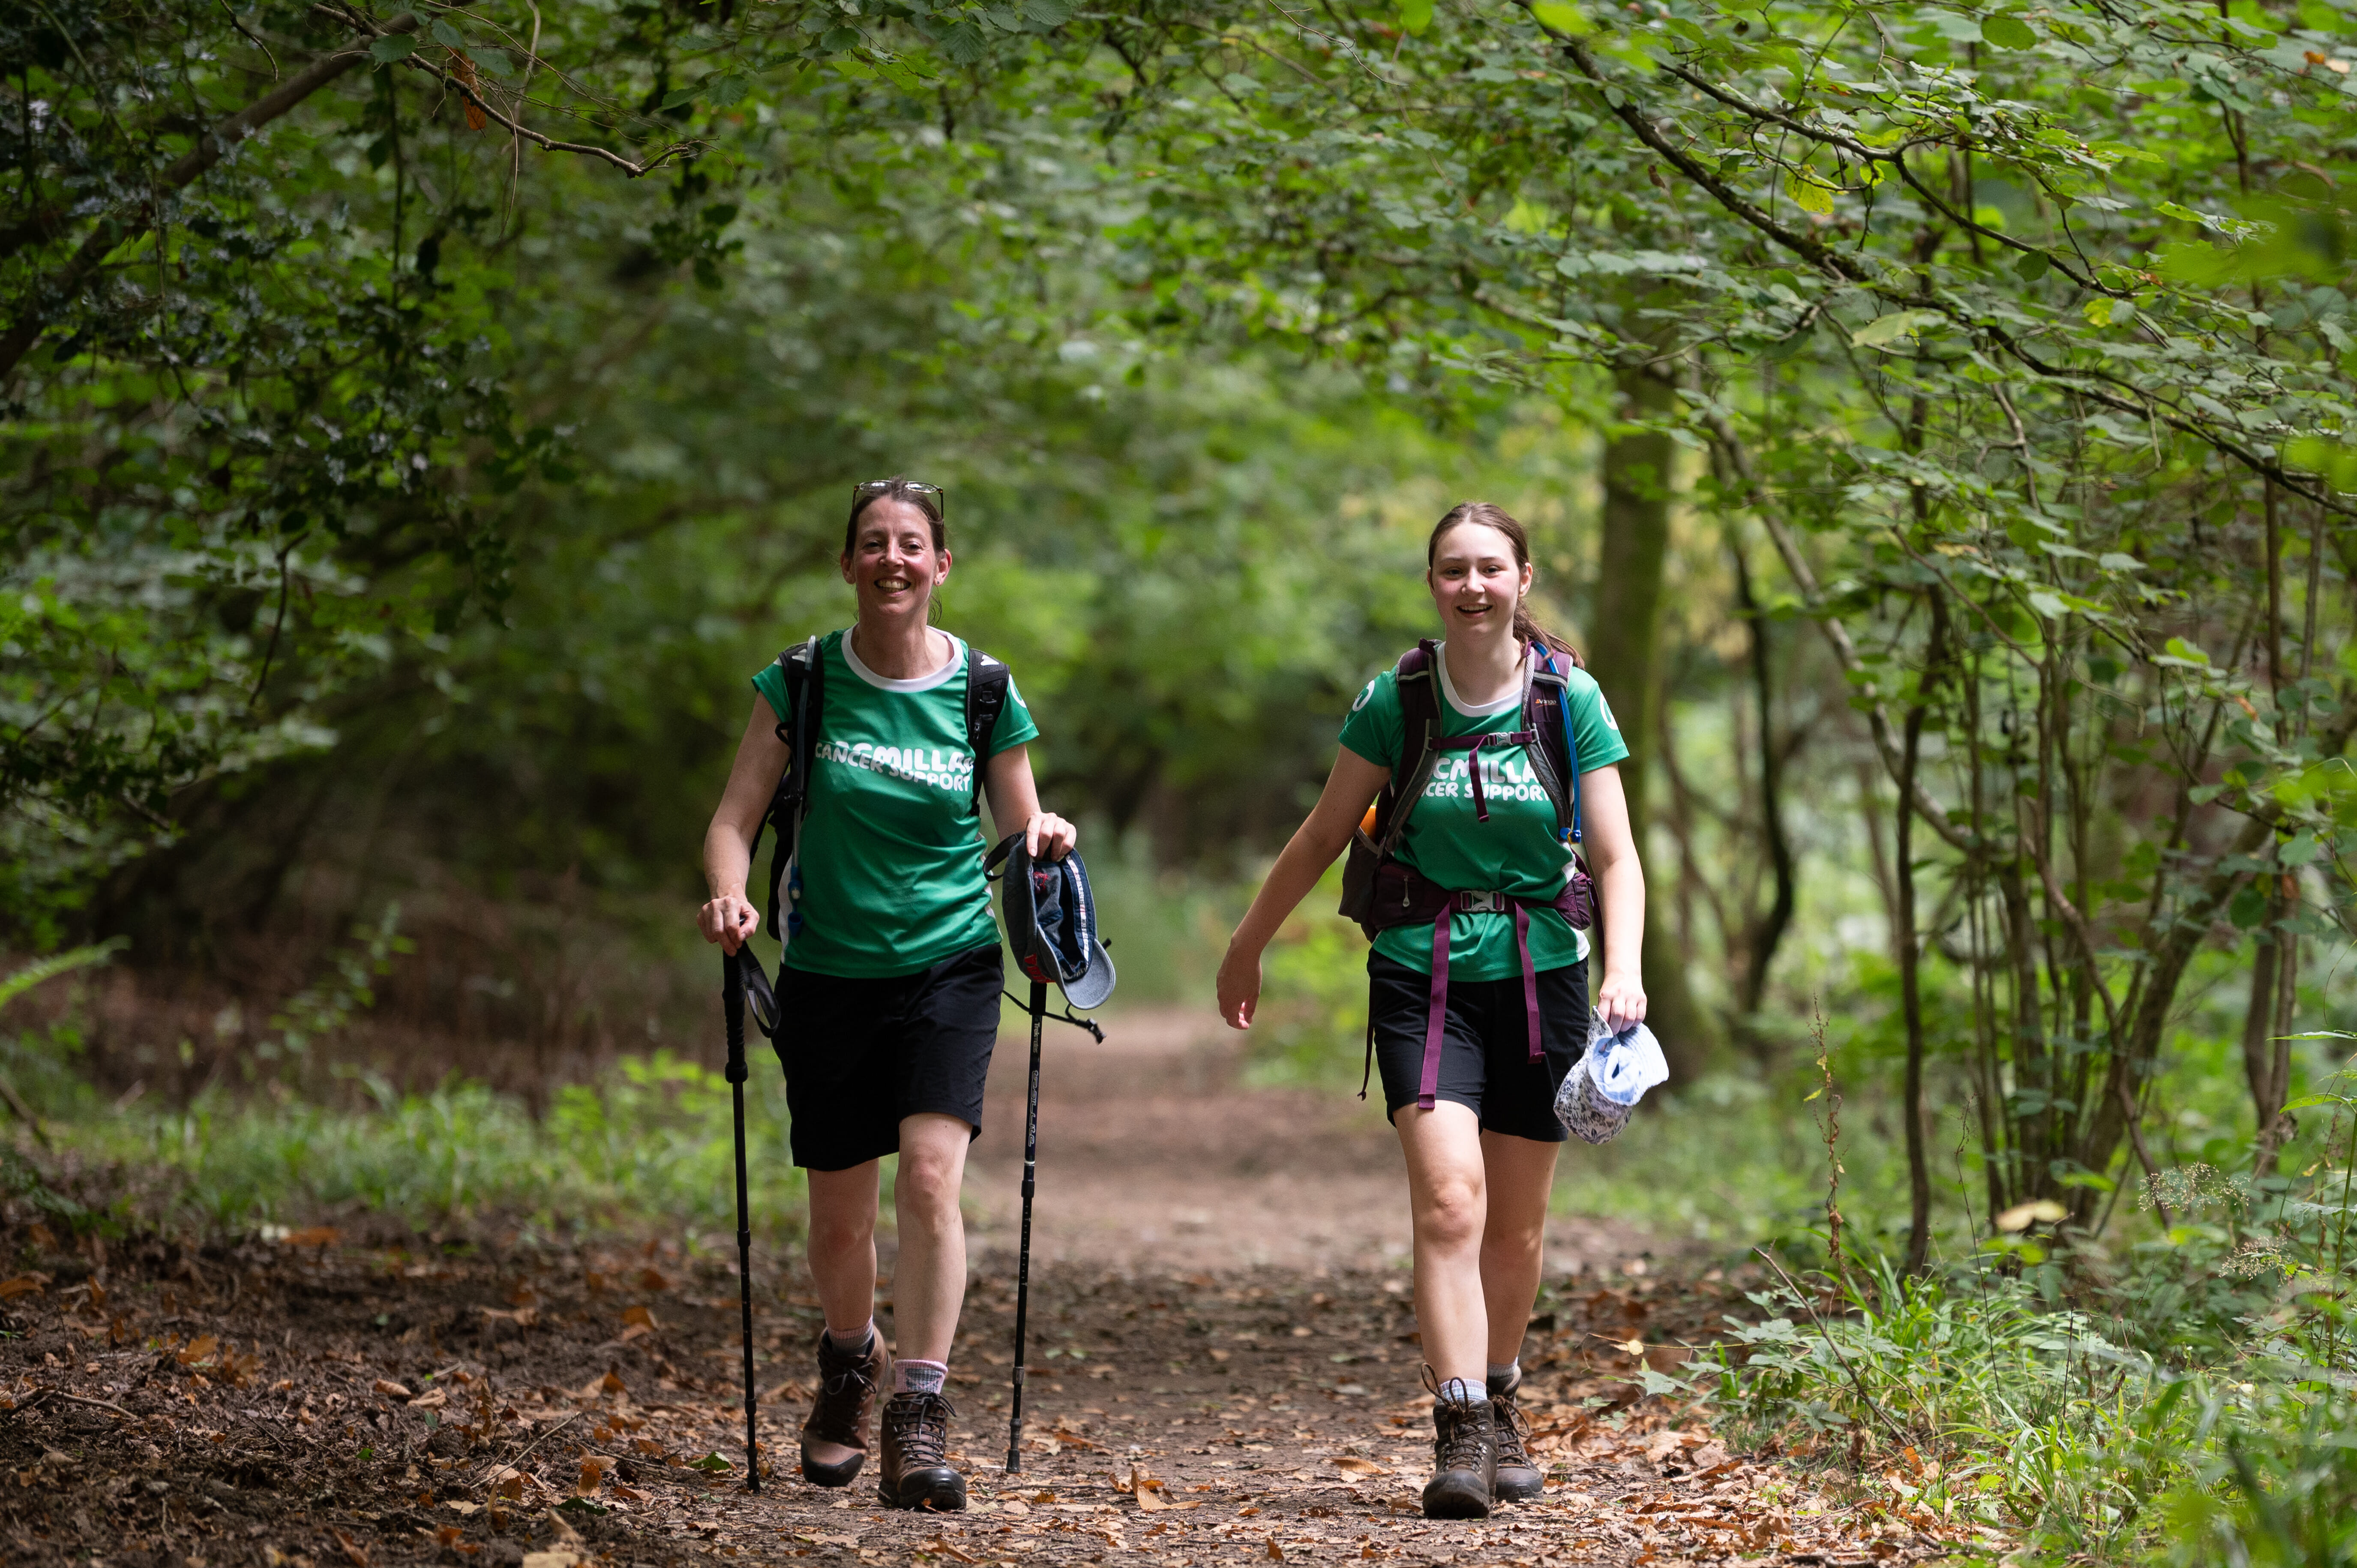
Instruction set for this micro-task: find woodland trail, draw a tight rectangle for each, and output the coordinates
[0,1009,1979,1568]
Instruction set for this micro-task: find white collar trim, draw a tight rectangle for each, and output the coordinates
[843,629,964,693]
[1433,641,1526,718]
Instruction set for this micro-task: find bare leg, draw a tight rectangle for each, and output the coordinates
[808,1160,883,1332]
[1394,1101,1490,1385]
[1477,1131,1562,1367]
[888,1112,974,1365]
[804,1160,883,1469]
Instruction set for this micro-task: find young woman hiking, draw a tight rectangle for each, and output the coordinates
[699,478,1076,1511]
[1216,502,1646,1520]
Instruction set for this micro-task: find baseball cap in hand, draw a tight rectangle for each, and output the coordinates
[987,834,1116,1010]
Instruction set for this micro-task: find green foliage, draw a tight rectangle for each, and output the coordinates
[54,1051,804,1238]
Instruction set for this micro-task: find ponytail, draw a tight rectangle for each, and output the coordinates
[1429,502,1584,669]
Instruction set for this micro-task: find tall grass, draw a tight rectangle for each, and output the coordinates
[1710,1051,2357,1565]
[40,1051,808,1241]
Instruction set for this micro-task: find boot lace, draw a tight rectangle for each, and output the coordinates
[806,1334,879,1446]
[884,1392,955,1469]
[1491,1386,1535,1471]
[1422,1368,1490,1473]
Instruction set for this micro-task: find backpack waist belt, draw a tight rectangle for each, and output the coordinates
[1362,866,1592,1111]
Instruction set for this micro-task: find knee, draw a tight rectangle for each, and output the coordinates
[1415,1177,1485,1252]
[895,1157,964,1229]
[807,1206,874,1259]
[1484,1208,1547,1254]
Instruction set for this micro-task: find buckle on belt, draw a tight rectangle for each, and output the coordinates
[1457,890,1506,914]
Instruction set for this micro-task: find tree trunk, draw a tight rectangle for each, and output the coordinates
[1898,685,1932,1274]
[1586,368,1716,1083]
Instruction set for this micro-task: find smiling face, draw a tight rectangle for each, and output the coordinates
[839,497,950,624]
[1427,520,1532,643]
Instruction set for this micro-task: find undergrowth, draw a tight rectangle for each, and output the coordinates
[1710,1051,2357,1565]
[21,1051,811,1244]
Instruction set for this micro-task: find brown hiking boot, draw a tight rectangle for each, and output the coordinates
[877,1391,965,1511]
[1421,1369,1496,1519]
[1488,1367,1544,1502]
[800,1328,886,1487]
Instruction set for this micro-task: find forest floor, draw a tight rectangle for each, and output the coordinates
[1,1010,1984,1568]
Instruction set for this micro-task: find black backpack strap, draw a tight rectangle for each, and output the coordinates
[963,644,1011,813]
[1525,643,1582,845]
[757,635,823,944]
[1372,641,1446,856]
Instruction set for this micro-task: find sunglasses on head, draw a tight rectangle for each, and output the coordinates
[852,479,945,518]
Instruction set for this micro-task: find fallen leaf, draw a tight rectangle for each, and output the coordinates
[639,1267,672,1292]
[332,1528,370,1567]
[25,1223,57,1250]
[445,1501,480,1517]
[622,1304,660,1331]
[411,1386,449,1410]
[517,1555,578,1568]
[282,1227,340,1248]
[0,1277,47,1300]
[1331,1456,1389,1476]
[600,1370,625,1396]
[1129,1464,1168,1511]
[436,1527,464,1548]
[177,1335,220,1367]
[999,1498,1030,1515]
[492,1469,526,1501]
[1267,1538,1285,1562]
[928,1539,980,1564]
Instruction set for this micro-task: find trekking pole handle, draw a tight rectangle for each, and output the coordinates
[723,950,749,1082]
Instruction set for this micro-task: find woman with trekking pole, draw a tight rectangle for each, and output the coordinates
[1216,503,1645,1521]
[699,478,1076,1512]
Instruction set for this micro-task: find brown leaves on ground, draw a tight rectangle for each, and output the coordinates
[0,1224,1985,1568]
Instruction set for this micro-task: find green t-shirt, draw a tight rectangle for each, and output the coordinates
[750,630,1039,978]
[1337,645,1629,981]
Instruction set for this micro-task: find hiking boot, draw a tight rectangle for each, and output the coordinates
[800,1328,887,1487]
[1421,1371,1496,1520]
[877,1391,965,1511]
[1488,1367,1544,1503]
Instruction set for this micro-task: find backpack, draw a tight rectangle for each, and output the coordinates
[747,634,1012,950]
[1337,639,1590,939]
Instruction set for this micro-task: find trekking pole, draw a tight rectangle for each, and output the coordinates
[722,949,762,1494]
[1005,977,1048,1475]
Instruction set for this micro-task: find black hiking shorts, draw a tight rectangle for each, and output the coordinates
[772,941,1003,1172]
[1367,952,1589,1142]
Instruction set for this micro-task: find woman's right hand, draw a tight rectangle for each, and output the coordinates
[1215,942,1262,1031]
[700,893,759,954]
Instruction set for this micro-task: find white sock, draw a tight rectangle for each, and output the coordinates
[824,1320,876,1355]
[1435,1376,1481,1405]
[894,1359,948,1397]
[1487,1361,1520,1393]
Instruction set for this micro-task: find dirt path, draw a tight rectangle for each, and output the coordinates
[0,1009,1975,1568]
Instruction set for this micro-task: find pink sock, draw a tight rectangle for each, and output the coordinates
[893,1359,948,1396]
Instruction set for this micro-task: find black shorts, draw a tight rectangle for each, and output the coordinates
[772,941,1003,1172]
[1368,952,1589,1142]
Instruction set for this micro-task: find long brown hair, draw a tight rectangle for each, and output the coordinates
[1426,502,1583,667]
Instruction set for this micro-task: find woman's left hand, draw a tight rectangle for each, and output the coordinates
[1595,970,1648,1034]
[1028,811,1078,861]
